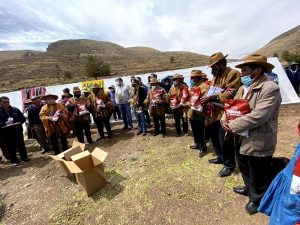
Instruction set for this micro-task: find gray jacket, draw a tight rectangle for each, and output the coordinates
[226,79,281,157]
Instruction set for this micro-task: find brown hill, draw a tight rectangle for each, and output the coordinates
[0,39,209,93]
[255,25,300,58]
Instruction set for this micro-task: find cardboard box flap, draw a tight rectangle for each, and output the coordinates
[71,151,94,172]
[72,141,85,151]
[64,161,83,173]
[91,148,108,166]
[49,155,64,161]
[63,146,84,161]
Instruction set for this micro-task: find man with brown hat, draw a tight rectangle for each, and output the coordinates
[169,74,189,136]
[188,70,210,157]
[200,52,241,177]
[28,96,50,153]
[39,93,70,154]
[221,54,281,215]
[66,87,93,144]
[90,84,114,140]
[145,77,168,137]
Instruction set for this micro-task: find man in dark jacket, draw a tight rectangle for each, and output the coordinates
[28,96,50,153]
[285,62,300,96]
[131,78,147,135]
[0,96,28,165]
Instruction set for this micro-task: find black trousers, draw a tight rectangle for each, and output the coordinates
[207,121,224,161]
[73,120,92,143]
[173,109,188,134]
[145,110,151,126]
[112,106,122,120]
[50,133,68,154]
[153,115,166,134]
[3,126,28,163]
[236,142,273,204]
[208,120,235,169]
[94,116,112,138]
[189,118,206,151]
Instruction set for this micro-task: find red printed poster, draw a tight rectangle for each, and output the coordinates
[181,87,189,102]
[190,86,202,107]
[224,99,250,121]
[152,89,163,102]
[169,94,179,107]
[96,97,103,105]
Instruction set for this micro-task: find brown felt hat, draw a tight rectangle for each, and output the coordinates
[190,70,206,78]
[92,84,101,89]
[235,54,274,71]
[73,86,81,93]
[41,93,58,100]
[208,52,228,67]
[172,73,184,80]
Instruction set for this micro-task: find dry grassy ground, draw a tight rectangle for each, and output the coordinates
[0,104,299,225]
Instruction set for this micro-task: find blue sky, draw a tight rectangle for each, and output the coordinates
[0,0,299,57]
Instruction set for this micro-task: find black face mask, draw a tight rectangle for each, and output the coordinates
[211,68,222,76]
[74,94,81,98]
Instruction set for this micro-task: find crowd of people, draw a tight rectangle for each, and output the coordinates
[0,52,291,215]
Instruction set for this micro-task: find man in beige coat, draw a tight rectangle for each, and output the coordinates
[221,54,282,215]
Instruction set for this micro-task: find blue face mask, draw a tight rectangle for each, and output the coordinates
[241,75,254,87]
[173,80,178,86]
[190,79,195,86]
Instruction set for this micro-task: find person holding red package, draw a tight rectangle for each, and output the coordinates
[66,87,93,144]
[187,70,209,157]
[221,54,282,215]
[40,93,70,154]
[169,74,190,136]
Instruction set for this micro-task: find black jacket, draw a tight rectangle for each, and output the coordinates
[0,106,26,129]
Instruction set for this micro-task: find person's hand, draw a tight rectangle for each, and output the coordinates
[221,120,232,133]
[199,96,210,105]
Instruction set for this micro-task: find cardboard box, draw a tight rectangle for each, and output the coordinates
[50,141,86,178]
[70,151,94,171]
[63,148,108,197]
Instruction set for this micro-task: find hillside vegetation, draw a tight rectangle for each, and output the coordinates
[0,40,208,93]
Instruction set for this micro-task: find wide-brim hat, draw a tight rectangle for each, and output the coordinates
[190,70,206,78]
[149,78,159,84]
[172,73,184,80]
[208,52,228,67]
[61,93,70,98]
[41,93,58,100]
[24,99,32,104]
[92,84,101,89]
[30,95,40,101]
[73,86,81,93]
[235,54,274,71]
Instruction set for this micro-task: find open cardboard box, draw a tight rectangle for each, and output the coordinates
[67,148,108,196]
[50,141,85,179]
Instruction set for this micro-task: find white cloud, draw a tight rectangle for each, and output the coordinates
[0,0,299,57]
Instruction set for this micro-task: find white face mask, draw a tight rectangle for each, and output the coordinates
[151,86,157,90]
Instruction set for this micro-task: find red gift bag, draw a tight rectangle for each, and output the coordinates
[224,99,250,121]
[151,89,164,102]
[190,86,202,107]
[169,94,179,108]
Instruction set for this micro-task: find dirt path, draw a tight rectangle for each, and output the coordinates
[0,104,299,225]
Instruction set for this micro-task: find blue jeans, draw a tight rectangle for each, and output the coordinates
[134,109,147,132]
[118,103,133,128]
